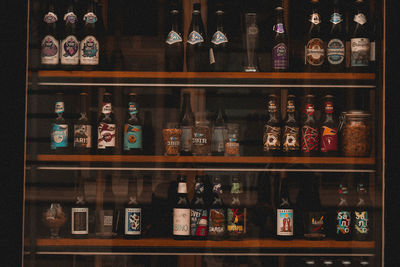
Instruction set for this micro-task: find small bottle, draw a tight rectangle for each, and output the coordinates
[336,183,352,241]
[190,175,208,240]
[173,175,191,240]
[51,92,68,153]
[320,95,338,155]
[326,0,345,72]
[276,175,294,240]
[165,2,184,72]
[209,5,229,71]
[208,176,226,240]
[80,0,99,68]
[353,182,371,241]
[263,94,281,154]
[227,175,246,240]
[212,108,226,156]
[71,176,89,238]
[179,93,195,155]
[282,95,300,153]
[41,0,59,68]
[124,176,142,239]
[272,3,289,71]
[301,94,319,155]
[74,92,92,154]
[123,93,143,154]
[96,175,116,238]
[97,92,116,154]
[60,0,79,68]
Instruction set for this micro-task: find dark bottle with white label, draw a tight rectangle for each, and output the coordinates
[227,175,246,240]
[80,0,99,69]
[320,95,338,155]
[123,93,143,154]
[349,0,371,72]
[51,92,69,153]
[190,175,208,240]
[165,3,184,72]
[212,108,226,156]
[186,3,209,72]
[272,3,289,71]
[263,94,281,154]
[326,0,345,72]
[41,0,60,68]
[124,176,142,239]
[60,0,79,69]
[96,175,116,238]
[301,94,319,155]
[97,92,116,154]
[208,176,226,240]
[336,183,352,240]
[74,92,92,154]
[179,92,195,155]
[276,175,294,240]
[282,95,300,154]
[304,0,325,71]
[209,5,229,72]
[353,182,371,241]
[173,175,191,240]
[71,176,89,238]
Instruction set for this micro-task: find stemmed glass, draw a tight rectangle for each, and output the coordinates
[42,203,67,238]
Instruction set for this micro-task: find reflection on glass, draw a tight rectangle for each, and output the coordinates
[244,13,259,72]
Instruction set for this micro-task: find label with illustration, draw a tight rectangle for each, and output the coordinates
[74,124,92,148]
[282,126,300,152]
[309,13,321,25]
[301,126,319,152]
[124,124,142,150]
[44,12,58,23]
[306,38,325,66]
[211,31,228,45]
[187,31,204,45]
[80,35,99,65]
[355,211,369,235]
[125,208,141,235]
[166,30,183,45]
[51,124,68,149]
[190,209,208,237]
[330,12,343,24]
[273,43,288,70]
[263,125,281,151]
[71,207,89,234]
[173,208,190,236]
[41,35,59,65]
[305,212,326,238]
[97,123,116,149]
[208,208,226,236]
[327,39,345,65]
[83,12,97,24]
[351,38,370,67]
[273,23,285,33]
[61,35,79,65]
[277,209,294,236]
[320,126,338,152]
[337,211,351,235]
[227,208,246,235]
[354,13,367,25]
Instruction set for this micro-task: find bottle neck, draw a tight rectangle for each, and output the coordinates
[216,11,224,32]
[171,10,180,32]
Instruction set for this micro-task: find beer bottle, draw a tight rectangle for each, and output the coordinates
[282,94,300,153]
[209,5,229,72]
[41,0,60,68]
[212,108,226,156]
[227,175,246,240]
[272,3,289,71]
[263,94,281,154]
[276,175,294,240]
[320,95,338,155]
[60,0,79,68]
[124,176,142,239]
[190,175,208,240]
[303,176,326,240]
[353,182,371,241]
[96,175,116,238]
[80,0,99,68]
[179,92,195,155]
[186,3,209,72]
[326,0,345,72]
[301,94,319,155]
[71,176,89,238]
[123,93,143,154]
[165,2,184,72]
[304,0,325,71]
[208,176,226,240]
[173,175,191,240]
[349,0,371,72]
[51,92,68,153]
[74,92,92,154]
[336,183,351,240]
[97,92,116,154]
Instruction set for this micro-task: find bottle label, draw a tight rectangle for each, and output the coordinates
[103,213,113,226]
[227,208,246,235]
[177,182,187,194]
[55,101,64,114]
[321,126,338,152]
[129,102,138,115]
[325,101,334,113]
[51,124,68,149]
[327,39,345,65]
[263,125,281,151]
[305,212,326,237]
[187,31,204,45]
[277,209,294,236]
[283,126,299,151]
[74,124,92,148]
[80,36,99,65]
[166,30,183,45]
[124,124,142,150]
[64,12,77,24]
[97,123,116,149]
[273,43,288,70]
[71,207,89,234]
[309,13,321,25]
[44,12,58,23]
[83,12,97,23]
[190,209,208,237]
[212,126,225,153]
[61,35,79,65]
[180,126,192,152]
[125,208,141,235]
[287,100,295,113]
[354,13,367,25]
[306,104,315,115]
[355,211,369,234]
[273,23,285,33]
[41,35,59,65]
[211,31,228,45]
[337,211,351,235]
[306,38,325,66]
[351,38,370,67]
[330,12,343,24]
[301,126,319,152]
[173,208,190,235]
[208,208,226,236]
[102,103,112,114]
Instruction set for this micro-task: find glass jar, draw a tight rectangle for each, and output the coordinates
[225,123,240,156]
[341,111,372,157]
[192,120,211,156]
[162,122,182,156]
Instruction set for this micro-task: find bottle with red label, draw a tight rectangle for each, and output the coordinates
[97,92,116,154]
[301,95,319,155]
[320,95,338,155]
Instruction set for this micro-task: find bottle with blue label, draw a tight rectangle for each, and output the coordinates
[123,93,143,154]
[327,0,345,72]
[272,3,289,71]
[209,5,229,72]
[165,2,183,71]
[276,175,294,240]
[124,176,142,239]
[41,0,60,68]
[51,92,68,153]
[353,182,371,241]
[336,183,352,241]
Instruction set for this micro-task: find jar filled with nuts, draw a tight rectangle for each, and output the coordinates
[341,111,372,157]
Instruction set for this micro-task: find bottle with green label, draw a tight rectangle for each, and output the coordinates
[123,93,143,154]
[227,175,246,240]
[51,92,69,153]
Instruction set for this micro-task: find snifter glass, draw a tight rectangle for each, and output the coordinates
[244,13,259,72]
[42,203,67,238]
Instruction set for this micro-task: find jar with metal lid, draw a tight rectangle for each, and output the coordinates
[340,110,372,157]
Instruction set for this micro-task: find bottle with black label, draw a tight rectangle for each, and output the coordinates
[320,95,338,155]
[212,108,226,156]
[190,175,208,240]
[123,93,143,154]
[336,183,352,240]
[276,174,294,240]
[301,94,319,155]
[304,0,325,71]
[71,176,89,238]
[209,4,229,71]
[80,0,99,69]
[74,92,92,154]
[124,176,142,239]
[179,92,195,155]
[208,176,226,240]
[60,0,79,69]
[173,175,190,240]
[227,175,246,240]
[263,94,281,154]
[326,0,345,72]
[165,2,184,72]
[272,2,289,71]
[41,0,60,68]
[97,92,116,154]
[186,3,209,72]
[282,94,300,154]
[96,175,116,238]
[51,92,68,153]
[353,182,371,240]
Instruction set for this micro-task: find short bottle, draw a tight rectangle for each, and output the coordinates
[190,175,208,240]
[353,183,371,241]
[80,0,100,68]
[165,3,184,72]
[123,93,143,154]
[74,92,92,154]
[336,183,352,241]
[263,94,281,154]
[97,92,116,154]
[282,95,300,154]
[209,6,229,71]
[301,94,319,155]
[208,176,226,240]
[60,0,80,68]
[41,0,60,68]
[320,95,338,155]
[179,92,195,155]
[51,92,69,153]
[227,175,246,240]
[276,175,294,240]
[71,177,89,238]
[124,177,142,239]
[173,175,191,240]
[272,3,289,71]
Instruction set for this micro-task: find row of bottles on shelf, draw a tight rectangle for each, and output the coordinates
[38,0,376,72]
[50,91,372,157]
[42,173,371,242]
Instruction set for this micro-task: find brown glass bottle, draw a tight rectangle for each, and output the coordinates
[173,175,191,240]
[301,94,319,155]
[165,3,184,72]
[263,94,281,155]
[80,0,99,69]
[320,95,338,155]
[326,0,345,72]
[179,93,195,155]
[60,0,79,69]
[41,0,60,68]
[74,92,92,154]
[71,176,89,238]
[282,95,300,154]
[190,175,208,240]
[272,3,289,71]
[97,92,116,154]
[123,93,143,155]
[276,175,294,240]
[50,92,69,154]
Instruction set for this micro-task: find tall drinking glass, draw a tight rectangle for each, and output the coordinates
[244,13,259,72]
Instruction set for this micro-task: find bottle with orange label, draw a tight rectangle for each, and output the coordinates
[320,95,338,155]
[123,93,143,155]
